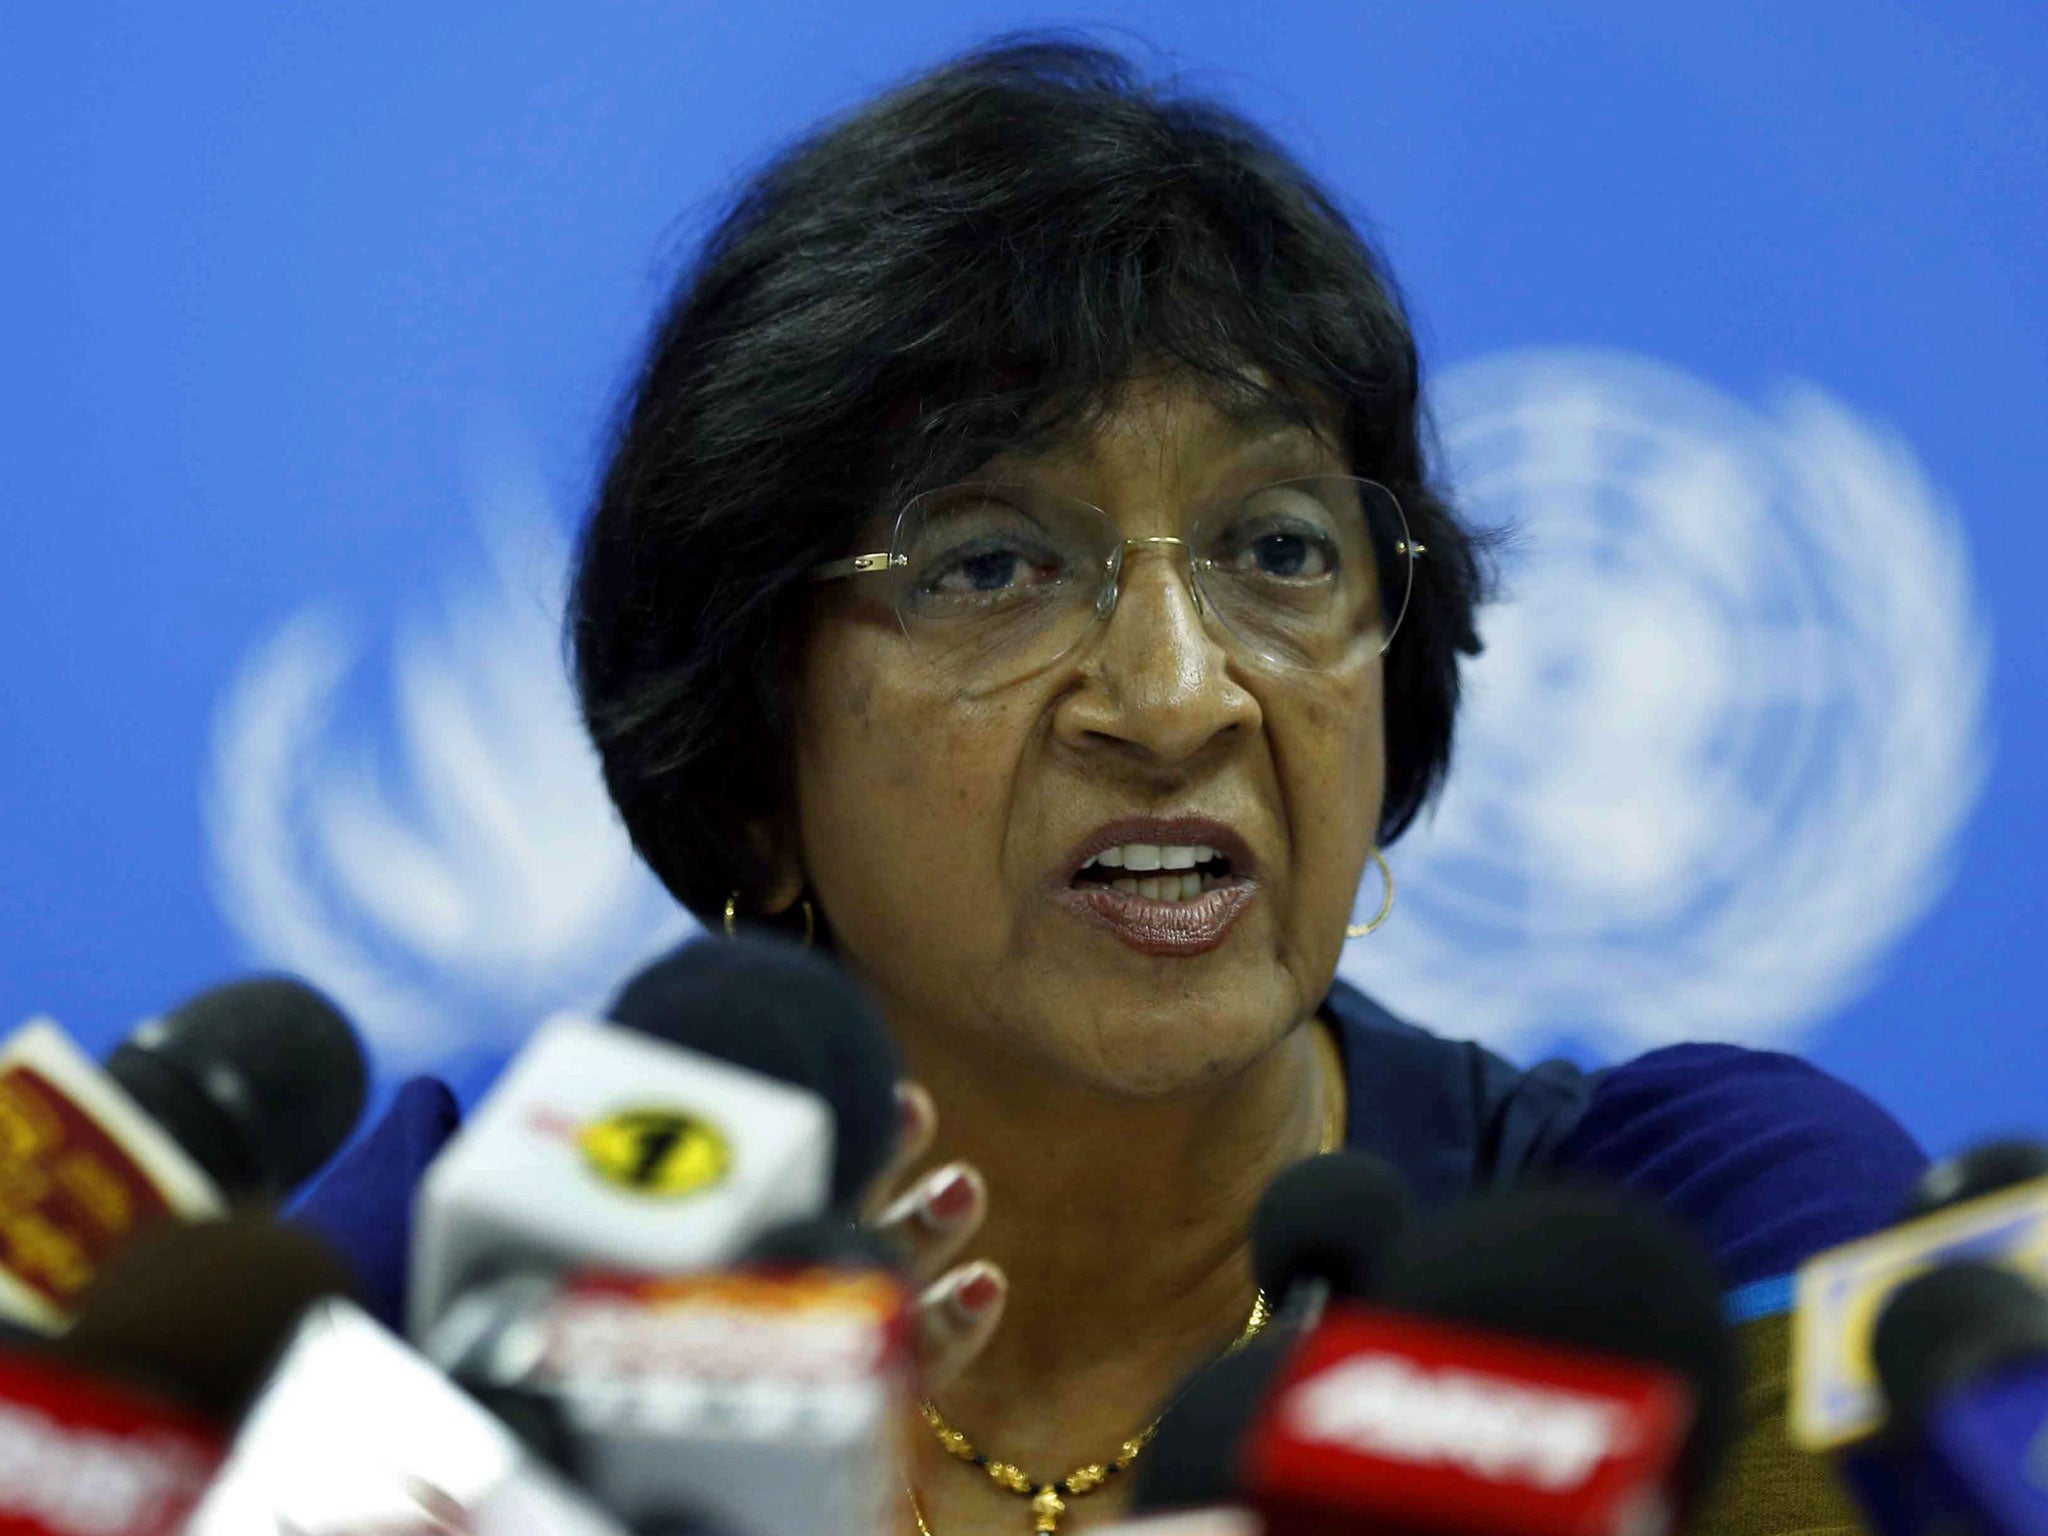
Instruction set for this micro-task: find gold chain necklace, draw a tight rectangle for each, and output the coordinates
[909,1021,1345,1535]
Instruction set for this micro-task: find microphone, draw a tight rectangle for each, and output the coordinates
[408,935,901,1340]
[1868,1259,2048,1536]
[186,1291,641,1536]
[1899,1141,2048,1221]
[1135,1183,1740,1536]
[0,977,368,1331]
[604,940,898,1213]
[1128,1335,1296,1522]
[36,1211,636,1536]
[0,1215,353,1536]
[1129,1155,1413,1524]
[1792,1140,2048,1536]
[424,1215,915,1536]
[1251,1151,1413,1330]
[51,1212,362,1422]
[0,1343,224,1536]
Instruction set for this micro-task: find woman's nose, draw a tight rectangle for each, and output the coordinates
[1054,544,1261,766]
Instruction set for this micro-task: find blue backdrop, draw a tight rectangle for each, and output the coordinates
[6,3,2044,1161]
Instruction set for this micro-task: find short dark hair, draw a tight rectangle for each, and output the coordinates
[571,31,1494,926]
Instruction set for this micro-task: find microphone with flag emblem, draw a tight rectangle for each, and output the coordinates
[0,977,367,1332]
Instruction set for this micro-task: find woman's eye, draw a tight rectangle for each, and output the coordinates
[938,548,1030,592]
[1219,525,1338,580]
[923,539,1063,596]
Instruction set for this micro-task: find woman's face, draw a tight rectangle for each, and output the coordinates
[785,369,1386,1097]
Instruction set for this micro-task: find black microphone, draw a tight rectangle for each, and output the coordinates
[1135,1182,1741,1535]
[1127,1334,1297,1518]
[1130,1156,1412,1520]
[0,1223,322,1536]
[1252,1150,1414,1329]
[1375,1184,1742,1524]
[1869,1259,2048,1536]
[0,976,368,1331]
[1899,1139,2048,1221]
[1794,1139,2048,1536]
[52,1212,359,1422]
[104,976,369,1201]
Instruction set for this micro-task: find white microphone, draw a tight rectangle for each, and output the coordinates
[407,935,901,1343]
[40,1213,644,1536]
[185,1294,639,1536]
[427,1221,915,1536]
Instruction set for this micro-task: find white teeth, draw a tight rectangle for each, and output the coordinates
[1083,840,1233,888]
[1113,877,1137,893]
[1135,877,1164,900]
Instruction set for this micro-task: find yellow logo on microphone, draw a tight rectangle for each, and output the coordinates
[577,1107,732,1197]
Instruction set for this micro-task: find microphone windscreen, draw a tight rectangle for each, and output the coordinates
[54,1213,358,1421]
[1902,1139,2048,1219]
[106,976,368,1197]
[609,936,900,1206]
[1251,1150,1412,1302]
[1378,1181,1741,1513]
[1129,1336,1294,1513]
[1872,1259,2048,1421]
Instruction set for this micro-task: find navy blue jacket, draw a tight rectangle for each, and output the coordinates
[293,978,1928,1327]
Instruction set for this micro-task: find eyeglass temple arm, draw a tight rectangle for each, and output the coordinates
[810,552,905,583]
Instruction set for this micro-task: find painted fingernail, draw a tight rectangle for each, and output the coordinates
[953,1263,1002,1317]
[923,1164,976,1225]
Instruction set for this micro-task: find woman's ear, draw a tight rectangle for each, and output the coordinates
[742,812,807,915]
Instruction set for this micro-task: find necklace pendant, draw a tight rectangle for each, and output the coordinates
[1030,1486,1066,1532]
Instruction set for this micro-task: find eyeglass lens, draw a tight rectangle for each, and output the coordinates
[888,476,1413,688]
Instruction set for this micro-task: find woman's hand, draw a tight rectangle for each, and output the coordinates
[863,1082,1008,1389]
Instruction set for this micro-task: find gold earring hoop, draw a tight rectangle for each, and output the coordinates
[723,890,817,948]
[1346,848,1395,938]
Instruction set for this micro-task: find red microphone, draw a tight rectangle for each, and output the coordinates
[1239,1301,1692,1536]
[1133,1185,1738,1536]
[0,1346,223,1536]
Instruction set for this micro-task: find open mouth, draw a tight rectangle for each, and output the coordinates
[1070,843,1239,903]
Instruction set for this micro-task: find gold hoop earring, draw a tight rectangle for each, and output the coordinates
[723,890,816,948]
[1346,848,1395,938]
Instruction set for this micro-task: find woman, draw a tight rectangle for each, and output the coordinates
[303,32,1926,1536]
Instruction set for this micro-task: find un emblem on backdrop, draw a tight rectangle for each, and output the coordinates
[1343,348,1990,1059]
[205,355,1990,1075]
[203,431,688,1072]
